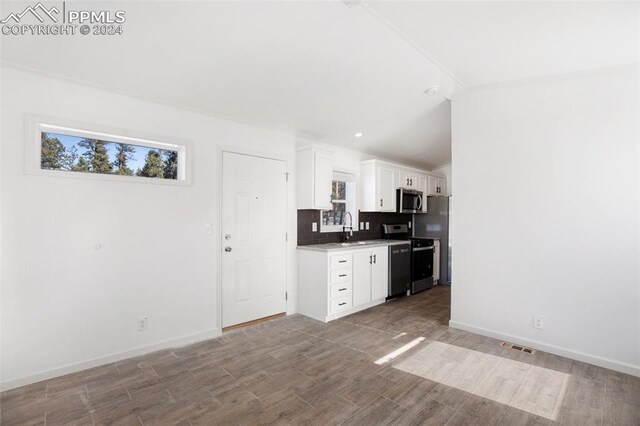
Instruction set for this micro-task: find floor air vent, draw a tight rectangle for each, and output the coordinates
[501,342,535,354]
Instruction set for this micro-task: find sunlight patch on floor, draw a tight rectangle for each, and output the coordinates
[374,337,425,365]
[392,341,569,420]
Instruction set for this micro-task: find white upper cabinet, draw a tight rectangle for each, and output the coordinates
[360,160,396,212]
[436,178,447,196]
[427,176,447,196]
[360,160,446,212]
[397,169,418,189]
[297,146,333,210]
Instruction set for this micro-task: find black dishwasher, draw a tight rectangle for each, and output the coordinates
[388,243,411,298]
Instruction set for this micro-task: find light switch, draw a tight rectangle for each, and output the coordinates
[312,222,318,232]
[365,222,370,230]
[205,224,213,235]
[408,221,412,229]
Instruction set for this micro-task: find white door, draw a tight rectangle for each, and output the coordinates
[222,152,287,328]
[352,250,372,306]
[376,165,396,212]
[371,247,389,300]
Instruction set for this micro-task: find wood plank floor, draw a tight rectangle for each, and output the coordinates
[2,286,639,425]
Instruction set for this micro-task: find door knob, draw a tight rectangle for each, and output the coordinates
[224,247,232,252]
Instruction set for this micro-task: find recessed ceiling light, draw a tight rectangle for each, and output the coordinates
[425,85,440,95]
[354,132,363,138]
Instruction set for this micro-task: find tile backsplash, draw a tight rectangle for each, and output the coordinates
[297,210,411,246]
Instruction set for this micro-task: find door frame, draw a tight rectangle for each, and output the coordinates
[216,145,291,334]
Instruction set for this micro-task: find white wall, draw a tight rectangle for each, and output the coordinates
[451,65,640,375]
[0,67,298,390]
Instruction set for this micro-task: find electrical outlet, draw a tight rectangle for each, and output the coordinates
[360,222,364,230]
[534,315,544,329]
[312,222,318,232]
[408,221,412,229]
[365,222,370,230]
[138,317,148,331]
[204,224,213,235]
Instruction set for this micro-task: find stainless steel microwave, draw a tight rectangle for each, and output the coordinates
[396,188,424,214]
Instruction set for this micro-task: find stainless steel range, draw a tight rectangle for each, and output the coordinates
[381,224,435,296]
[409,237,435,294]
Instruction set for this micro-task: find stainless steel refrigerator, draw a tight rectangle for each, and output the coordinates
[413,196,451,285]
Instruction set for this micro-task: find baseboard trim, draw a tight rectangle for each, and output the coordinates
[449,320,640,378]
[0,328,222,392]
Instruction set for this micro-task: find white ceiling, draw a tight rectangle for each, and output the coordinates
[368,1,639,87]
[2,1,638,169]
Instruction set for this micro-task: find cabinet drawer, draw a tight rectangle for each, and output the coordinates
[330,269,351,284]
[330,297,352,313]
[330,282,352,299]
[330,254,352,270]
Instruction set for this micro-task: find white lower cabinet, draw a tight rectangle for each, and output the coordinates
[354,247,389,305]
[371,247,389,300]
[298,246,389,323]
[353,250,372,306]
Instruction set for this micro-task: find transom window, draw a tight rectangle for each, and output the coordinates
[40,132,179,180]
[27,116,189,185]
[321,172,357,233]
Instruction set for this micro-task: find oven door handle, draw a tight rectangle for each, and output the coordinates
[413,246,435,252]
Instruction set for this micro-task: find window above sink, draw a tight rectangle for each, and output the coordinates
[320,171,357,233]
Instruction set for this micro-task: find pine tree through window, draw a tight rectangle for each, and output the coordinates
[322,180,347,226]
[321,172,357,232]
[40,132,180,180]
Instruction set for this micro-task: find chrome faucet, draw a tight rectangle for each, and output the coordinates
[342,212,354,242]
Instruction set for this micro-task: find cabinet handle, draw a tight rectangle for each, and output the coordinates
[339,288,347,291]
[369,255,372,264]
[380,198,383,207]
[373,254,377,264]
[338,260,347,263]
[339,302,347,306]
[339,274,347,277]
